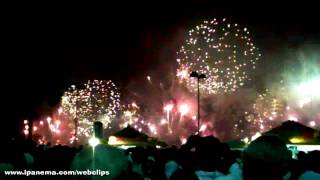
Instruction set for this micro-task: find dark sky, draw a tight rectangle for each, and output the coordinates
[2,1,320,138]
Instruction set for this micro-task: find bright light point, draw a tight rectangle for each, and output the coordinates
[309,121,316,127]
[149,125,156,133]
[56,139,61,145]
[40,121,44,125]
[297,78,320,98]
[33,126,38,131]
[243,137,249,144]
[23,130,29,135]
[251,132,261,141]
[179,104,190,116]
[55,120,61,125]
[290,137,305,144]
[118,145,136,150]
[164,104,174,112]
[23,120,28,124]
[47,117,52,123]
[288,115,298,122]
[192,115,197,120]
[58,108,63,114]
[124,111,133,117]
[181,138,187,144]
[108,136,118,145]
[160,119,167,125]
[123,122,128,127]
[199,124,207,132]
[49,124,55,130]
[286,106,290,110]
[69,136,76,144]
[132,102,138,108]
[177,69,189,79]
[25,125,29,130]
[287,144,320,153]
[298,98,311,108]
[147,76,151,81]
[89,137,100,147]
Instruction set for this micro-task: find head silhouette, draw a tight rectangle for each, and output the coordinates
[242,135,291,180]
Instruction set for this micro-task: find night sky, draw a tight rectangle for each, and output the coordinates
[2,1,320,139]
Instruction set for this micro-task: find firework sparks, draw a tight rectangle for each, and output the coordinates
[164,103,174,112]
[179,104,190,121]
[31,80,120,144]
[163,103,174,132]
[177,18,260,95]
[24,25,319,146]
[60,80,121,140]
[179,103,190,117]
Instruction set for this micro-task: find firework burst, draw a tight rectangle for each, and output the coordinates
[177,18,261,95]
[60,80,121,140]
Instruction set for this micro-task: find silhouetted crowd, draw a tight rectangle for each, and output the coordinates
[1,135,319,180]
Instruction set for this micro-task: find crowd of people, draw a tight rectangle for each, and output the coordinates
[0,134,319,180]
